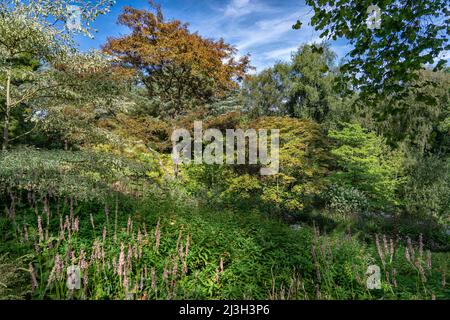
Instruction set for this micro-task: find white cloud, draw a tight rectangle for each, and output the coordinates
[438,50,450,61]
[263,46,298,60]
[236,11,311,51]
[224,0,268,18]
[184,2,325,71]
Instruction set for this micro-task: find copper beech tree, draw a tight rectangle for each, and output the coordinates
[103,1,251,119]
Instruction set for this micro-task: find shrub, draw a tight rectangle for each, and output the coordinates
[222,117,333,214]
[328,123,404,210]
[323,184,369,221]
[402,155,450,225]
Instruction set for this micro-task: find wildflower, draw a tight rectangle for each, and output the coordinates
[389,238,395,262]
[143,223,148,238]
[155,219,161,251]
[43,197,49,216]
[137,228,142,245]
[392,268,398,288]
[185,234,190,258]
[24,225,29,242]
[118,243,125,277]
[140,270,144,291]
[79,249,88,271]
[138,244,142,260]
[127,245,133,268]
[375,234,385,267]
[83,272,89,288]
[47,255,64,287]
[426,251,432,270]
[104,204,110,223]
[29,263,38,291]
[419,234,423,259]
[66,217,72,243]
[127,216,132,234]
[90,240,100,262]
[151,267,157,291]
[113,257,117,275]
[70,197,74,218]
[90,213,95,230]
[311,245,318,264]
[178,242,184,259]
[101,245,105,263]
[37,216,44,243]
[124,275,129,292]
[73,217,79,233]
[182,260,188,275]
[102,226,107,243]
[415,260,426,283]
[320,243,326,259]
[214,270,219,283]
[316,284,321,299]
[134,278,139,293]
[407,237,415,261]
[172,256,179,279]
[163,265,168,283]
[405,246,411,263]
[34,241,40,255]
[383,234,389,256]
[47,239,53,250]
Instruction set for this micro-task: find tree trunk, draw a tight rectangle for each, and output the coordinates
[2,70,11,151]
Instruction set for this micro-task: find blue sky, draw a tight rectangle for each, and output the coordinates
[75,0,352,72]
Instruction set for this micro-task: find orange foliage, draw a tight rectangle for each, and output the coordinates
[103,1,251,118]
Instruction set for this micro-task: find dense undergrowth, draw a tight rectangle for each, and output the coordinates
[0,189,448,300]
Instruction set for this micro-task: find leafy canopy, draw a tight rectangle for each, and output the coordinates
[103,1,251,119]
[303,0,449,97]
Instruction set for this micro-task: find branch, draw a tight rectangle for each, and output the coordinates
[147,145,171,178]
[8,123,38,142]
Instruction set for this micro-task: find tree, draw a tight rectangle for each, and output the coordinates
[284,44,338,122]
[302,0,449,99]
[0,0,114,151]
[241,66,287,118]
[39,51,135,150]
[242,44,343,124]
[347,68,450,157]
[220,117,333,215]
[402,155,450,224]
[103,1,251,119]
[328,123,404,209]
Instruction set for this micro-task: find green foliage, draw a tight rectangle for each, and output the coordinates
[304,0,449,99]
[323,184,369,221]
[217,117,333,214]
[402,155,450,224]
[0,254,30,299]
[242,44,341,123]
[328,123,404,209]
[1,192,448,300]
[0,147,150,201]
[0,1,118,150]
